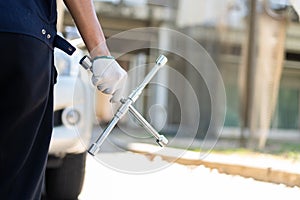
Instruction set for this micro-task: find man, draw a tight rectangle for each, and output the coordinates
[0,0,126,199]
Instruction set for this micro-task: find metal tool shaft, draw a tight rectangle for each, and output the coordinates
[88,117,119,155]
[128,105,168,146]
[86,55,168,156]
[128,55,168,102]
[88,98,132,155]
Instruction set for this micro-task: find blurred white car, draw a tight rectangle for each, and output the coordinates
[45,45,94,199]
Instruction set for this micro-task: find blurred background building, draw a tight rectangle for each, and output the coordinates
[58,0,300,149]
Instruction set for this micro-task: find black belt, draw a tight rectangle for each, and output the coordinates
[54,35,76,55]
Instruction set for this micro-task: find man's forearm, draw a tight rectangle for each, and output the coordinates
[63,0,110,57]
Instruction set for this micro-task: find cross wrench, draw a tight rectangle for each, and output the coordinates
[80,55,169,156]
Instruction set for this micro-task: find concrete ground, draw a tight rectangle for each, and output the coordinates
[76,126,300,200]
[79,151,300,200]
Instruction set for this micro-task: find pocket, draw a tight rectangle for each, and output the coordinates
[52,53,58,85]
[52,66,58,85]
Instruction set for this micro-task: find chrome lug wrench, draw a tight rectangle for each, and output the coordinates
[80,55,169,156]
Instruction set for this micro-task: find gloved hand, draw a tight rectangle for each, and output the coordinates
[91,56,127,103]
[291,0,300,18]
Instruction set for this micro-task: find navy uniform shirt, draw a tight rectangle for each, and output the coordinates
[0,0,75,55]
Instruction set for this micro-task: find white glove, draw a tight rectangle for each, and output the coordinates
[91,56,127,103]
[291,0,300,18]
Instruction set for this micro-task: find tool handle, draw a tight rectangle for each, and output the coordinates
[129,55,168,102]
[88,99,132,156]
[79,55,92,70]
[88,117,119,156]
[128,105,168,146]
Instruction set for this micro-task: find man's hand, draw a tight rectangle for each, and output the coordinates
[291,0,300,18]
[91,57,127,103]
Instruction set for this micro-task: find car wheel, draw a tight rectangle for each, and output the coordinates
[45,152,87,199]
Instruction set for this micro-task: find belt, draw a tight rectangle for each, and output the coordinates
[53,34,76,55]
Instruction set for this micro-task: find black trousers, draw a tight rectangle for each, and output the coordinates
[0,33,55,200]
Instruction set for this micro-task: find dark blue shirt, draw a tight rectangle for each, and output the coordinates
[0,0,75,55]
